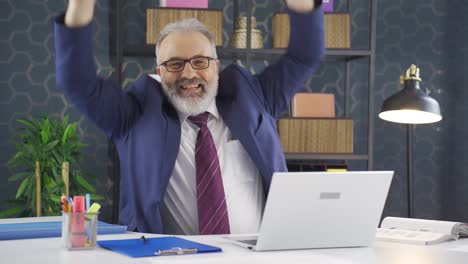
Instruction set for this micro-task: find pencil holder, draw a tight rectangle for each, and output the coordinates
[62,212,99,250]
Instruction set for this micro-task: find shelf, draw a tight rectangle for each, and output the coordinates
[285,153,368,161]
[122,45,371,62]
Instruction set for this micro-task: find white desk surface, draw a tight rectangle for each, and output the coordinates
[1,217,468,264]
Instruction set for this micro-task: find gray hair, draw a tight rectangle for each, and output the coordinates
[155,18,218,65]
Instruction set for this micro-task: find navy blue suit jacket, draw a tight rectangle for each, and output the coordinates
[54,7,324,233]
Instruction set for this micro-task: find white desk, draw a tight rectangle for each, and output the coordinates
[3,232,468,264]
[1,218,468,264]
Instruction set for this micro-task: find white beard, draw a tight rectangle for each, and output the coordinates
[161,76,218,116]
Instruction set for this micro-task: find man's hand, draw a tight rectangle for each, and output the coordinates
[285,0,316,13]
[65,0,96,27]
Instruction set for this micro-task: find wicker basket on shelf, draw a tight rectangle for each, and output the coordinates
[146,8,223,46]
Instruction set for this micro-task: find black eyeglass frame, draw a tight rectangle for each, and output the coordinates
[159,56,217,72]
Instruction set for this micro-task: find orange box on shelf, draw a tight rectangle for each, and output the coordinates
[291,93,335,118]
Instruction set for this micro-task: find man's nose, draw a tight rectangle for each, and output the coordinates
[180,61,197,78]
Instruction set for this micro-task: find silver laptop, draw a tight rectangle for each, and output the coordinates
[226,171,394,251]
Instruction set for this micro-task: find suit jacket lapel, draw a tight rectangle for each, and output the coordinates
[217,75,267,186]
[159,99,181,198]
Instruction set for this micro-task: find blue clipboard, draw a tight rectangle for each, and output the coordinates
[97,236,222,257]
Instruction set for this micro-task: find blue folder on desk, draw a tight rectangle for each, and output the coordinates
[98,236,222,258]
[0,221,127,240]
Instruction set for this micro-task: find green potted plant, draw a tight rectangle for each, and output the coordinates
[0,115,103,217]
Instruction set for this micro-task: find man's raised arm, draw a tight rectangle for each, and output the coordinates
[255,0,325,118]
[54,0,142,139]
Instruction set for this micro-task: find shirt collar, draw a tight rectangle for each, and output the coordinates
[177,100,219,125]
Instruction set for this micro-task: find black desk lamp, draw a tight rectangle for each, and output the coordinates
[378,64,442,218]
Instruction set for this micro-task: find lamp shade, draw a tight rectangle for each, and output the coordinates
[378,65,442,124]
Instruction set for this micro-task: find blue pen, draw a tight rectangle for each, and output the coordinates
[68,197,74,211]
[85,193,91,211]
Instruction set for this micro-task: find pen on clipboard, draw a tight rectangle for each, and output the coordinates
[154,247,198,256]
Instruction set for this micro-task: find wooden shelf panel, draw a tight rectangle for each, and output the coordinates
[122,45,371,62]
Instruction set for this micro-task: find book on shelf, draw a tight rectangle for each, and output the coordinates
[375,217,468,245]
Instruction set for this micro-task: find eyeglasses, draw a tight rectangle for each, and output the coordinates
[159,56,216,72]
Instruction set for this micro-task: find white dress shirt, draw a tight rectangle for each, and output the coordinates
[161,100,265,235]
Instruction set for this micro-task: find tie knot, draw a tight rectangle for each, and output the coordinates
[188,112,209,128]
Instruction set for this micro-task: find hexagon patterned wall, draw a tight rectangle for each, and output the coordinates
[0,0,115,222]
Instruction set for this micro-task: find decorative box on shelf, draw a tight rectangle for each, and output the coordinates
[323,0,334,12]
[160,0,208,8]
[272,12,350,48]
[146,8,223,46]
[291,93,335,118]
[277,118,353,153]
[230,16,263,49]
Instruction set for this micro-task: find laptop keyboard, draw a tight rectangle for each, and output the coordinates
[238,239,258,246]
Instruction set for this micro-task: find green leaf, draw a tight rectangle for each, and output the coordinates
[61,115,69,128]
[43,140,59,152]
[3,198,27,206]
[13,151,24,160]
[43,175,57,192]
[51,167,61,182]
[7,153,22,167]
[19,208,32,218]
[43,117,50,131]
[17,118,38,130]
[68,123,77,138]
[90,194,104,200]
[40,130,48,144]
[51,149,62,164]
[75,174,95,192]
[15,178,30,199]
[0,206,24,218]
[62,124,73,146]
[49,194,62,203]
[23,144,35,157]
[26,177,34,199]
[40,118,51,143]
[82,172,97,180]
[8,172,31,181]
[65,157,76,164]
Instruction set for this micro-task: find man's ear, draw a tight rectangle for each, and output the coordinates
[156,65,161,75]
[215,59,220,74]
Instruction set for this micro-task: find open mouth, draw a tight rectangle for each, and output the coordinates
[178,83,204,96]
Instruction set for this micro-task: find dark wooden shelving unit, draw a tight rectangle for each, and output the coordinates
[109,0,377,222]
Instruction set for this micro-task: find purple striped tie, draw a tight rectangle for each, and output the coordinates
[189,112,230,235]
